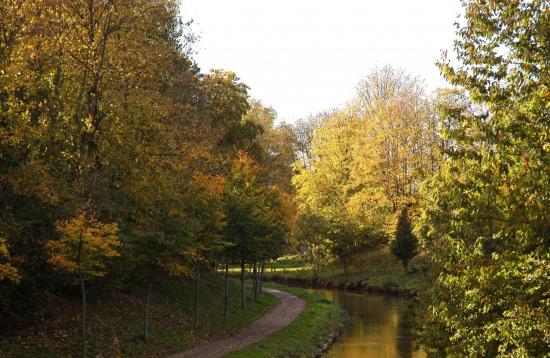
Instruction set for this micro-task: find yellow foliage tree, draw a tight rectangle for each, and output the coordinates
[47,213,119,357]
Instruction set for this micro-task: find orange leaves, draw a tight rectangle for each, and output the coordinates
[46,213,120,278]
[193,171,226,199]
[0,237,20,283]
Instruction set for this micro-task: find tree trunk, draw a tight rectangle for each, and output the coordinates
[259,262,265,294]
[144,281,153,343]
[194,263,200,329]
[224,262,229,319]
[79,270,87,358]
[76,227,87,358]
[253,262,258,302]
[240,259,246,309]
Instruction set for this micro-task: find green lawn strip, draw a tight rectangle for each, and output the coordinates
[265,247,431,294]
[226,283,346,358]
[0,276,278,358]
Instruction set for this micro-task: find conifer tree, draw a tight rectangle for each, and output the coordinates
[390,206,417,269]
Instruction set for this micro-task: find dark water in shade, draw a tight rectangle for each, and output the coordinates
[308,289,426,358]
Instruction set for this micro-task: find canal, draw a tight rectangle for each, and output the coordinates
[309,289,426,358]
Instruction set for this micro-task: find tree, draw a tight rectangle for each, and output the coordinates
[293,110,389,272]
[294,214,333,279]
[390,206,417,269]
[417,0,550,355]
[354,66,440,213]
[223,153,263,309]
[47,214,119,357]
[223,151,289,308]
[245,100,298,190]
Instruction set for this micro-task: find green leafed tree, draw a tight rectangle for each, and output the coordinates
[417,0,550,356]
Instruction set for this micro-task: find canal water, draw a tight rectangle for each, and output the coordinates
[309,289,426,358]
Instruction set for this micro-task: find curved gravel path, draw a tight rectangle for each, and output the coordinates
[168,288,305,358]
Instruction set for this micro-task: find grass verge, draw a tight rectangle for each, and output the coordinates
[265,247,432,294]
[226,283,346,358]
[0,275,278,358]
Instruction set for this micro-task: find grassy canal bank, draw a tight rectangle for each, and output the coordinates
[227,283,346,358]
[263,247,432,296]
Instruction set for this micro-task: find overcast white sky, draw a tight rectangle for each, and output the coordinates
[180,0,464,123]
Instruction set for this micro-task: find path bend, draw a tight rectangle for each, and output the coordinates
[168,288,305,358]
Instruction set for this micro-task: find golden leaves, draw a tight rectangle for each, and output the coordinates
[46,213,120,278]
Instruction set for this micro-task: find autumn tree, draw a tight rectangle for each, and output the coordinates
[223,152,288,308]
[417,0,550,355]
[47,214,119,357]
[223,153,263,309]
[355,66,440,213]
[294,214,332,279]
[293,111,388,272]
[245,100,298,191]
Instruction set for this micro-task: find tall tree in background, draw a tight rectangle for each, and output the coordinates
[417,0,550,355]
[354,66,440,213]
[245,100,298,191]
[293,111,387,272]
[292,67,440,270]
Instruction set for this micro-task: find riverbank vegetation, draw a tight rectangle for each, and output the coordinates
[265,249,430,295]
[287,0,549,356]
[226,284,346,358]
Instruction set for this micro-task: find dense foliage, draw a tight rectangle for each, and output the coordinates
[292,66,440,271]
[0,0,295,354]
[417,0,550,355]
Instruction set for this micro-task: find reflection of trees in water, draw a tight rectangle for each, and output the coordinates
[396,298,421,357]
[316,289,425,358]
[396,310,414,358]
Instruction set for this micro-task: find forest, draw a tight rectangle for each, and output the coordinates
[1,0,548,357]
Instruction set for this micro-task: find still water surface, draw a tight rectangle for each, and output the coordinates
[309,289,426,358]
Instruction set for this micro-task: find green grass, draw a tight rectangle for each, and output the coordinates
[228,256,309,273]
[226,283,346,358]
[0,275,278,358]
[266,247,432,293]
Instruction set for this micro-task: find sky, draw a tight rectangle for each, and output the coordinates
[179,0,464,123]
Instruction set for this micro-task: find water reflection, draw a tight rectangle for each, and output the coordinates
[309,289,426,358]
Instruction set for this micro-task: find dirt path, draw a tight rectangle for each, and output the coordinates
[168,288,305,358]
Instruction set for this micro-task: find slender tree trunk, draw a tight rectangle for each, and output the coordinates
[194,263,200,329]
[224,262,229,319]
[144,281,153,343]
[75,227,87,358]
[259,262,264,294]
[79,270,87,358]
[240,259,246,309]
[253,262,259,302]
